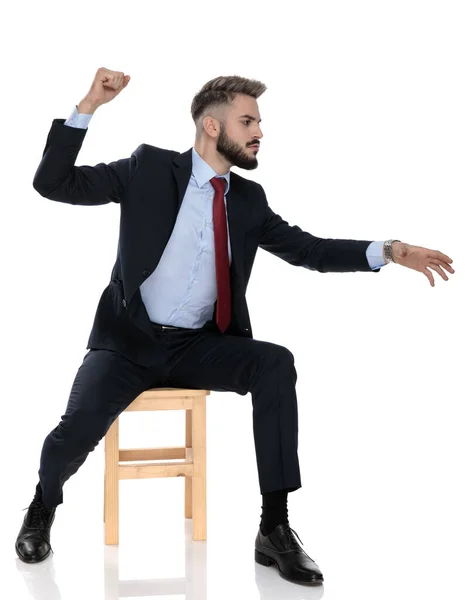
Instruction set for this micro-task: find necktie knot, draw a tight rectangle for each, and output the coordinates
[210,176,226,194]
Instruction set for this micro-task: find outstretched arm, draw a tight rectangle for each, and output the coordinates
[257,183,381,273]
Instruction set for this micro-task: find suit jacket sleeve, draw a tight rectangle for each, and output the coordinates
[32,118,144,206]
[257,183,380,273]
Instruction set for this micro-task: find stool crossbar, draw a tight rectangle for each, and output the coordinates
[103,387,210,545]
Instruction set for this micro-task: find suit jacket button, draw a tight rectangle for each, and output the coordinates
[142,269,150,277]
[122,299,127,308]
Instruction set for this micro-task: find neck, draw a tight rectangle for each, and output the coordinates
[194,140,230,176]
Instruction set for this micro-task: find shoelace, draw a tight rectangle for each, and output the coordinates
[281,524,316,562]
[22,499,53,529]
[285,525,303,547]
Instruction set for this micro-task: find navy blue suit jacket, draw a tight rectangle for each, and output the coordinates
[33,119,380,366]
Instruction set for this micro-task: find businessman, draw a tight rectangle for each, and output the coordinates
[16,68,455,585]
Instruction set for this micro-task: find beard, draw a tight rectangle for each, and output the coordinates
[215,125,258,170]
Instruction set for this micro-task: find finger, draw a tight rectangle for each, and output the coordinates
[105,76,116,89]
[423,267,435,287]
[430,261,455,276]
[427,263,448,281]
[438,260,455,273]
[433,250,453,264]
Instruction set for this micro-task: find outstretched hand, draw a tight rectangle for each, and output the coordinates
[392,242,455,287]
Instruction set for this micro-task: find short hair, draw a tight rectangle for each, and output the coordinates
[191,75,267,136]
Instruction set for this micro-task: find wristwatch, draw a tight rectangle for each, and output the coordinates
[383,239,401,263]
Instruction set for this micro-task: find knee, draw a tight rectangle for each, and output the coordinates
[267,347,297,391]
[269,346,295,369]
[278,347,295,365]
[251,345,295,387]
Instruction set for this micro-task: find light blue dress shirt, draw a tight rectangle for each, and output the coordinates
[64,105,386,327]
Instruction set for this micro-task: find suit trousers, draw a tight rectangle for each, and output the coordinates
[38,321,302,508]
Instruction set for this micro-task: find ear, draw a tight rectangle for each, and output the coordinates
[203,116,219,137]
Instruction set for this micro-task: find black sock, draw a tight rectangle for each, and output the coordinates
[260,489,289,536]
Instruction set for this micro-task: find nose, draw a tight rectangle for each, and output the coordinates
[251,132,263,145]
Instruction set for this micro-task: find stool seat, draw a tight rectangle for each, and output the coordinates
[103,387,210,545]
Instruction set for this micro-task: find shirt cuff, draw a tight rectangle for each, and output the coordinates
[366,240,387,270]
[64,104,93,129]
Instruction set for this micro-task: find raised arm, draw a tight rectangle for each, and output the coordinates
[32,67,141,206]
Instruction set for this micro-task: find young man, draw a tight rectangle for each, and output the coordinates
[16,68,454,586]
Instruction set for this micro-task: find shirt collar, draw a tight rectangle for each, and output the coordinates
[191,146,230,195]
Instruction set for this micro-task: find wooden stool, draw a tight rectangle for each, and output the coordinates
[103,387,210,545]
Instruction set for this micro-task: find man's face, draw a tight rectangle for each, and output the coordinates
[215,94,263,171]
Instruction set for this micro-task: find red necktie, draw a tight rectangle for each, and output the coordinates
[210,176,231,333]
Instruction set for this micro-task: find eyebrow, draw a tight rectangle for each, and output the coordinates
[238,114,262,123]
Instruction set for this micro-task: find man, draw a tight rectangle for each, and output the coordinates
[16,68,454,585]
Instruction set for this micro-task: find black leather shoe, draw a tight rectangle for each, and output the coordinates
[15,498,56,563]
[255,523,324,585]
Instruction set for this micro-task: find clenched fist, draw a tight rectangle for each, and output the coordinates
[79,67,131,113]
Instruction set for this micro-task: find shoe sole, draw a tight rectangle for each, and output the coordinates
[15,543,52,564]
[255,549,324,586]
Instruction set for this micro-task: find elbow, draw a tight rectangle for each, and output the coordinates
[32,172,49,197]
[32,176,62,201]
[32,178,46,197]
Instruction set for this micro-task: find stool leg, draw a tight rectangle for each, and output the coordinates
[185,409,193,519]
[192,396,207,541]
[105,418,119,545]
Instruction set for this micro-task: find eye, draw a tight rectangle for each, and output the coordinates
[243,120,251,125]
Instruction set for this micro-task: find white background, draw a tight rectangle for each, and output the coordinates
[0,1,466,599]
